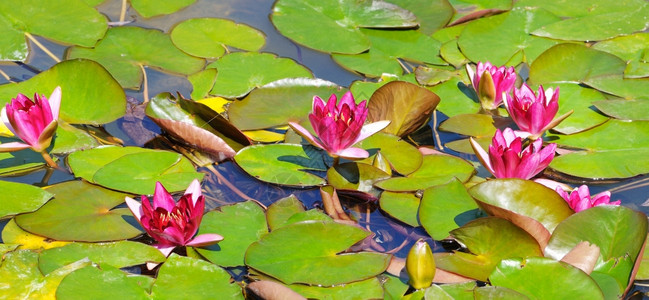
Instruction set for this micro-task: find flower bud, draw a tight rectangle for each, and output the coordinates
[406,238,436,289]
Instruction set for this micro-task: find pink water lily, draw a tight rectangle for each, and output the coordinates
[288,91,389,160]
[466,61,516,110]
[556,185,621,212]
[0,87,61,167]
[125,179,223,256]
[470,128,556,179]
[505,83,571,140]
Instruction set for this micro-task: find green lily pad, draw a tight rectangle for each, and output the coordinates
[56,264,149,299]
[593,99,649,121]
[289,277,384,299]
[386,0,454,35]
[0,59,126,125]
[188,69,219,100]
[266,195,306,230]
[67,26,205,89]
[151,254,244,299]
[490,257,604,299]
[550,119,649,151]
[234,144,328,187]
[430,77,481,117]
[51,122,101,154]
[357,133,424,176]
[328,163,391,195]
[414,66,462,86]
[439,40,469,68]
[448,0,512,24]
[545,206,647,295]
[332,29,444,77]
[379,191,421,227]
[438,114,497,137]
[473,286,530,299]
[435,217,543,281]
[367,81,441,137]
[271,0,417,54]
[0,180,52,219]
[457,7,561,66]
[0,250,90,299]
[170,18,264,59]
[375,154,475,192]
[468,179,573,236]
[38,241,166,275]
[194,201,268,267]
[531,3,649,41]
[207,52,313,98]
[382,274,410,300]
[591,32,649,62]
[549,83,610,134]
[228,78,345,130]
[68,146,203,194]
[0,0,107,61]
[14,180,142,242]
[550,148,649,179]
[129,0,196,18]
[0,149,45,176]
[419,178,481,240]
[245,221,391,285]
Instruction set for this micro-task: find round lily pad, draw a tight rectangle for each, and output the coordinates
[375,154,475,192]
[129,0,196,18]
[0,180,53,219]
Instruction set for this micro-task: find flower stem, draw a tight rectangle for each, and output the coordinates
[138,64,149,104]
[119,0,128,23]
[24,33,60,63]
[41,151,58,168]
[333,156,340,166]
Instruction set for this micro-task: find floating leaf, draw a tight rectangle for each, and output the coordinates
[51,122,101,154]
[379,191,420,227]
[593,99,649,121]
[207,52,313,98]
[490,257,604,299]
[68,146,203,194]
[194,201,268,267]
[0,0,107,61]
[189,69,219,100]
[367,81,441,137]
[271,0,417,54]
[375,154,475,192]
[550,148,649,179]
[56,264,149,299]
[234,144,327,187]
[0,250,90,299]
[266,195,306,231]
[130,0,196,18]
[0,180,52,219]
[0,59,126,124]
[591,32,649,62]
[545,206,647,295]
[38,241,165,275]
[438,113,497,137]
[171,18,265,59]
[289,277,384,299]
[2,219,70,250]
[327,162,390,196]
[228,78,345,130]
[357,132,423,175]
[245,221,390,285]
[151,254,244,299]
[435,217,542,281]
[386,0,454,35]
[419,178,480,240]
[448,0,512,24]
[469,179,574,246]
[457,7,561,66]
[549,83,610,134]
[430,77,481,117]
[67,26,205,89]
[14,181,142,242]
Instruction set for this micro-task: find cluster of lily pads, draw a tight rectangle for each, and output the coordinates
[0,0,648,299]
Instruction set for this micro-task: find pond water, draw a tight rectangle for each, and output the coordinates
[1,0,649,298]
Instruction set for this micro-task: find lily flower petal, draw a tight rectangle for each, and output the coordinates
[336,147,370,159]
[186,233,224,247]
[0,141,31,152]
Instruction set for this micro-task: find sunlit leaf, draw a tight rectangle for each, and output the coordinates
[419,178,481,240]
[593,99,649,121]
[386,0,454,34]
[289,277,384,299]
[171,18,265,59]
[130,0,196,18]
[245,221,390,285]
[448,0,512,24]
[375,154,475,192]
[194,201,268,267]
[0,180,52,219]
[271,0,417,54]
[2,219,70,250]
[327,162,391,196]
[14,181,142,242]
[379,191,420,227]
[207,52,313,98]
[266,195,306,231]
[357,132,423,175]
[67,26,205,89]
[56,264,149,299]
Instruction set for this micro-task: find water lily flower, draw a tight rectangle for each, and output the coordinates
[288,91,390,160]
[466,61,516,110]
[0,87,61,167]
[125,179,223,256]
[505,83,572,140]
[555,185,621,213]
[470,128,556,179]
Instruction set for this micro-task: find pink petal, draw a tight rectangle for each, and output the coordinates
[351,120,390,145]
[124,197,143,221]
[152,182,176,211]
[184,179,202,205]
[0,142,31,152]
[0,107,17,137]
[288,121,325,150]
[48,86,62,120]
[469,137,495,176]
[186,233,224,247]
[336,147,369,159]
[154,244,176,257]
